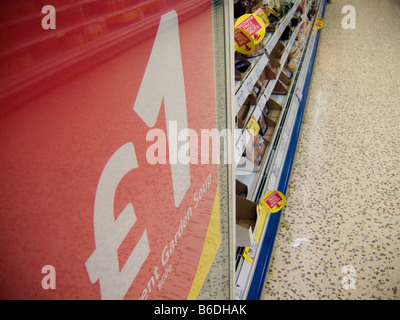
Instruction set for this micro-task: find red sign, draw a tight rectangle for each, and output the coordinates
[236,14,263,38]
[0,0,218,300]
[235,28,252,47]
[265,192,283,209]
[261,190,286,214]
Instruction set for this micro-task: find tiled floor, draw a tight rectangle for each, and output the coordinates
[261,0,400,300]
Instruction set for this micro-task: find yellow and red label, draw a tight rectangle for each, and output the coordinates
[234,13,266,54]
[234,27,255,54]
[260,190,286,213]
[314,17,324,30]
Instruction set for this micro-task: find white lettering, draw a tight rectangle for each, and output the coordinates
[133,10,190,208]
[146,128,167,164]
[194,174,212,208]
[41,265,56,289]
[160,207,192,266]
[161,245,170,266]
[342,5,356,29]
[85,143,150,300]
[41,5,56,29]
[155,304,188,317]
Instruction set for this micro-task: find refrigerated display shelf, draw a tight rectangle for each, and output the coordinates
[236,22,303,202]
[235,0,327,300]
[234,0,301,112]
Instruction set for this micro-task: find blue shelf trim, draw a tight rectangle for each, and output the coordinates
[247,0,327,300]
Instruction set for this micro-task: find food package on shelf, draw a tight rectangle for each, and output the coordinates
[258,112,268,135]
[244,137,263,166]
[249,81,263,104]
[235,59,252,80]
[234,0,263,18]
[272,79,288,95]
[237,97,253,128]
[244,133,267,166]
[264,54,281,79]
[254,134,268,157]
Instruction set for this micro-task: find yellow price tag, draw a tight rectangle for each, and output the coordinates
[243,248,253,264]
[255,205,268,242]
[242,205,268,264]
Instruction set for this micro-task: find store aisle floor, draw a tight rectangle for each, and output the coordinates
[261,0,400,300]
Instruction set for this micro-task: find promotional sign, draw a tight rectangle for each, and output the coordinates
[260,190,286,213]
[0,0,219,300]
[234,12,267,55]
[314,17,324,30]
[234,27,255,55]
[235,14,266,45]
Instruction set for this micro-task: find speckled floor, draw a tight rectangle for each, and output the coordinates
[261,0,400,300]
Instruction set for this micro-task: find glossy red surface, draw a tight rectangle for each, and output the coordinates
[0,0,218,299]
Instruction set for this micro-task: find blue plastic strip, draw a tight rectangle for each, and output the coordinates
[246,0,327,300]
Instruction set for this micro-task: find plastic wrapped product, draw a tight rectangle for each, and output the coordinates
[258,113,268,135]
[255,134,267,157]
[244,137,263,166]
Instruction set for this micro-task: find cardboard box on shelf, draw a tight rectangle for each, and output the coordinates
[266,21,278,32]
[285,62,296,75]
[236,116,245,129]
[237,97,253,126]
[266,98,283,122]
[271,41,285,60]
[258,66,268,84]
[236,179,248,198]
[236,195,258,247]
[279,71,292,87]
[272,78,289,95]
[263,55,281,80]
[249,81,263,105]
[261,116,277,145]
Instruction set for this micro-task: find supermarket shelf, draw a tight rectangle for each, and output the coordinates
[235,0,326,300]
[235,22,302,182]
[234,0,301,114]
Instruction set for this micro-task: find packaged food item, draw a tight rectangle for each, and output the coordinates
[237,98,252,125]
[254,134,268,157]
[258,113,268,135]
[252,85,260,97]
[244,138,262,166]
[282,66,293,79]
[235,59,252,80]
[244,131,268,166]
[263,104,270,117]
